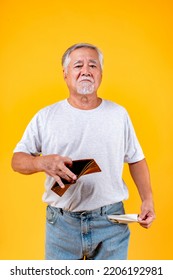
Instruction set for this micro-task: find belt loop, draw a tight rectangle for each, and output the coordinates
[101,205,107,216]
[60,208,63,215]
[101,206,104,216]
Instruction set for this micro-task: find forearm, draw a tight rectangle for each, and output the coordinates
[129,159,155,228]
[11,152,41,174]
[128,158,153,202]
[11,152,77,187]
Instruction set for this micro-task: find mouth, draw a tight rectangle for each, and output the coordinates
[80,80,92,84]
[78,79,94,84]
[78,76,94,83]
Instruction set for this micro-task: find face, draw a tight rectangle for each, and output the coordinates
[63,48,102,95]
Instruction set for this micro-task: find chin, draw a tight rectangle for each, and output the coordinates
[77,87,95,95]
[77,91,94,95]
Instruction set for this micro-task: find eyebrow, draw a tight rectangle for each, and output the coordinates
[73,59,98,65]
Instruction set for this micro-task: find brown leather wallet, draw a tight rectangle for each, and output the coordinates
[51,158,101,197]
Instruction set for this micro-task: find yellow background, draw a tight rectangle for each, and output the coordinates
[0,0,173,259]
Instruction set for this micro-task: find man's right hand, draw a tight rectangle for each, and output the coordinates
[34,154,77,188]
[12,152,77,188]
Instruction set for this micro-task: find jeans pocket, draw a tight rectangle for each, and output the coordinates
[46,205,59,225]
[105,202,125,225]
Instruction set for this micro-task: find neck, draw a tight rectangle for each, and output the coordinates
[67,94,102,110]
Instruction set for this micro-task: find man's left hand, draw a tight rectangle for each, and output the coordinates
[138,200,156,228]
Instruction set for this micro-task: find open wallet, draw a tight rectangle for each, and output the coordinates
[51,159,101,197]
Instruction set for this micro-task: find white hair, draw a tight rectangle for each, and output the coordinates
[62,43,104,72]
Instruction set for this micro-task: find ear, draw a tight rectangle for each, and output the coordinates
[63,68,67,80]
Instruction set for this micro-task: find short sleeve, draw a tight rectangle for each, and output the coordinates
[124,112,145,163]
[13,112,43,155]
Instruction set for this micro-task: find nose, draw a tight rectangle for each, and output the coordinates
[81,65,91,76]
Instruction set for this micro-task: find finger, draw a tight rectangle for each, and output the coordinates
[64,157,73,167]
[138,211,148,220]
[138,216,152,225]
[63,156,73,167]
[61,165,77,181]
[140,221,152,229]
[53,175,65,188]
[139,212,155,222]
[58,171,76,183]
[138,215,154,228]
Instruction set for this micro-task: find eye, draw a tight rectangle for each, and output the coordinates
[74,65,82,68]
[89,64,96,68]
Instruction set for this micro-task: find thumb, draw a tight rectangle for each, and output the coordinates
[138,210,148,221]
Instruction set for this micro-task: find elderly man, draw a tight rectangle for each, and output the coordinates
[11,43,155,260]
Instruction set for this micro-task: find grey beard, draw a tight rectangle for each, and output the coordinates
[77,82,94,95]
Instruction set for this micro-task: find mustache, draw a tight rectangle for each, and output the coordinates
[78,76,94,83]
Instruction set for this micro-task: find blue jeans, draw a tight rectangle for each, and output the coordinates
[45,202,130,260]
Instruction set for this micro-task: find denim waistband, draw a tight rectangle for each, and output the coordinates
[49,201,123,218]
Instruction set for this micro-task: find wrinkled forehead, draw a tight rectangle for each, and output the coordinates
[69,47,100,63]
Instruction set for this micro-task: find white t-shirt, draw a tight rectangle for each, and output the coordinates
[14,99,144,211]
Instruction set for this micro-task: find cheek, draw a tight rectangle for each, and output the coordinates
[95,74,102,85]
[66,74,76,83]
[67,76,79,89]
